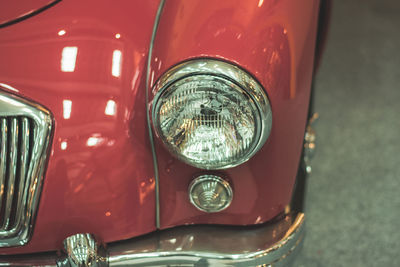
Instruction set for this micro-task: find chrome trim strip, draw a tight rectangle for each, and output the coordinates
[145,0,165,229]
[108,213,304,266]
[1,119,18,230]
[0,213,305,267]
[0,119,7,214]
[0,87,53,247]
[15,118,30,223]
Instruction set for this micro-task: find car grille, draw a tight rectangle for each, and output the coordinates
[0,89,52,247]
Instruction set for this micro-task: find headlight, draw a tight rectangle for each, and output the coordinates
[152,59,272,169]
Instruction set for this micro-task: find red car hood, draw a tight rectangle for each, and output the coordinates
[0,0,60,27]
[0,0,160,254]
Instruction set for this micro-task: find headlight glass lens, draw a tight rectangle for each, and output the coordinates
[189,175,233,213]
[152,60,272,169]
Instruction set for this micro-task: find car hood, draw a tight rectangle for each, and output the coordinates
[0,0,160,254]
[0,0,60,27]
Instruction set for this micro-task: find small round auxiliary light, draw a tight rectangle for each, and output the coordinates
[189,175,233,213]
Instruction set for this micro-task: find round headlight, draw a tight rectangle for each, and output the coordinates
[152,59,272,170]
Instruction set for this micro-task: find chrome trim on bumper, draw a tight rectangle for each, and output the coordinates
[108,213,304,267]
[0,213,305,266]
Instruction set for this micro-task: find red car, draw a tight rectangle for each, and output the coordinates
[0,0,329,265]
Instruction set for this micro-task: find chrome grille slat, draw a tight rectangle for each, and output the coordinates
[0,88,52,247]
[1,118,18,230]
[0,118,7,214]
[14,118,30,231]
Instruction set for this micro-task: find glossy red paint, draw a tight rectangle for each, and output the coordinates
[0,0,320,256]
[0,0,160,254]
[149,0,320,229]
[0,0,60,27]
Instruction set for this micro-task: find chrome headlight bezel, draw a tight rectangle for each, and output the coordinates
[151,59,272,170]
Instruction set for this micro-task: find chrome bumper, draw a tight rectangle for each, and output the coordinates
[0,213,305,267]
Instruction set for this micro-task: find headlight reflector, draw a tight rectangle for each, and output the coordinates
[152,59,272,169]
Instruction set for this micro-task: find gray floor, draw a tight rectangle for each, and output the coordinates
[296,0,400,266]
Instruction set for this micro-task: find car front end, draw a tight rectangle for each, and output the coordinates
[0,0,321,266]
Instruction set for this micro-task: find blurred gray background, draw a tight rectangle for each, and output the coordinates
[296,0,400,266]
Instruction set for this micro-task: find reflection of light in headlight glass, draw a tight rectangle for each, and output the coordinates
[152,59,272,170]
[156,76,256,169]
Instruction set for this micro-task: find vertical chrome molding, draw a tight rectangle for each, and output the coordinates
[2,119,18,230]
[0,119,7,213]
[146,0,166,229]
[15,118,30,224]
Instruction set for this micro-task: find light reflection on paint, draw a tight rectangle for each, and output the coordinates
[105,100,116,116]
[61,47,78,72]
[63,100,72,119]
[112,50,122,77]
[115,33,121,39]
[61,141,67,150]
[58,30,66,36]
[107,140,115,146]
[86,136,105,147]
